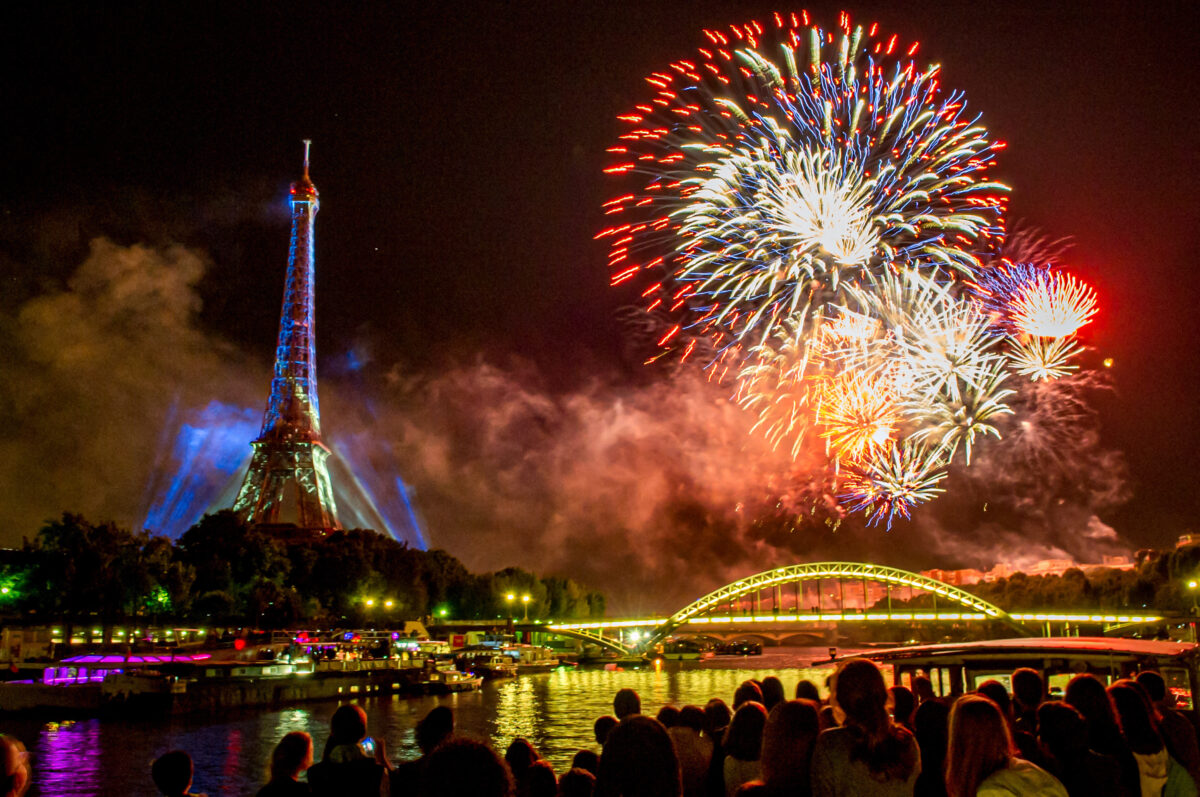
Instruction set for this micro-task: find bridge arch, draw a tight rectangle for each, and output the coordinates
[647,562,1020,647]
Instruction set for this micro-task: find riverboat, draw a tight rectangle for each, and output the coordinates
[419,665,483,694]
[457,651,518,679]
[717,639,763,656]
[656,640,706,661]
[0,646,428,716]
[848,637,1198,716]
[506,644,563,674]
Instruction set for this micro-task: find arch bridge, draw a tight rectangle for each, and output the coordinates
[548,562,1028,654]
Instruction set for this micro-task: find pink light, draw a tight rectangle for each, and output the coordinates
[60,653,211,665]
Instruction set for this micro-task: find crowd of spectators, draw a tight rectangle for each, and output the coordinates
[99,658,1200,796]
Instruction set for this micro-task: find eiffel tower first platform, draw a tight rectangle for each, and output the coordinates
[233,141,340,532]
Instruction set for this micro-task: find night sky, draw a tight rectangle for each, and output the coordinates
[2,2,1198,610]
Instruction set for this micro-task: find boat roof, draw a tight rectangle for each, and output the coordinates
[853,637,1197,667]
[60,653,211,668]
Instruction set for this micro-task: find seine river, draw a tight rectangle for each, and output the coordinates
[8,646,849,796]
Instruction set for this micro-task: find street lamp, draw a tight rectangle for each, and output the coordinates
[1188,580,1199,642]
[365,598,375,608]
[521,594,531,622]
[505,593,515,621]
[384,600,394,609]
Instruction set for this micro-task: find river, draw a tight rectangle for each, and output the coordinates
[5,646,850,796]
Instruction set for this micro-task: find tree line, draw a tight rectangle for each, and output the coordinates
[961,545,1200,614]
[2,511,606,633]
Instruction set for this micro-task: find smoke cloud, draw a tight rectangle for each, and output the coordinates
[0,238,260,541]
[0,239,1131,612]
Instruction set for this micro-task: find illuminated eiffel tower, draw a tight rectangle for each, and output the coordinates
[233,141,340,531]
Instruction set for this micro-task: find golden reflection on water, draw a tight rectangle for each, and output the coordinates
[486,647,841,770]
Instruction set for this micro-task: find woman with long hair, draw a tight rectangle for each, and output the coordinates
[1108,681,1197,797]
[257,732,313,796]
[723,701,767,797]
[595,715,682,797]
[945,695,1065,797]
[912,700,950,797]
[810,659,920,796]
[1064,674,1141,796]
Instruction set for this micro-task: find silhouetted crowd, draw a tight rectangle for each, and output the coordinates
[5,657,1195,796]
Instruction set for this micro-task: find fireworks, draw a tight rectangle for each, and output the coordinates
[1010,271,1098,339]
[604,13,1101,528]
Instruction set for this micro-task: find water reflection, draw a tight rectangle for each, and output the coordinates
[14,647,839,796]
[37,719,101,796]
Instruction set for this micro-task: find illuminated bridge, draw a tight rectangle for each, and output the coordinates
[541,562,1166,655]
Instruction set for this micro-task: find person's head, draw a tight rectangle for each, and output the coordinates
[151,750,194,796]
[831,659,916,781]
[597,715,681,797]
[889,685,915,728]
[0,737,30,797]
[832,659,889,731]
[327,704,368,751]
[733,680,763,710]
[677,706,705,733]
[613,688,641,720]
[723,701,767,762]
[422,737,514,797]
[760,700,820,789]
[525,759,557,797]
[912,699,950,769]
[703,699,732,737]
[558,767,596,797]
[1011,668,1044,713]
[571,749,600,776]
[795,680,820,702]
[656,705,681,729]
[1064,673,1119,736]
[759,677,785,711]
[912,675,935,703]
[593,715,618,747]
[945,695,1015,797]
[270,731,313,782]
[1108,680,1163,755]
[818,705,837,730]
[505,737,540,781]
[417,706,455,754]
[1136,671,1169,706]
[1037,701,1087,760]
[976,680,1012,721]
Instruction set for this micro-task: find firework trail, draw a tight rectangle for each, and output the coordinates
[602,12,1101,528]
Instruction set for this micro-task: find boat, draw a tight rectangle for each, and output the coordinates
[419,665,482,694]
[457,651,518,679]
[505,644,562,674]
[656,639,706,661]
[848,637,1198,713]
[716,639,763,656]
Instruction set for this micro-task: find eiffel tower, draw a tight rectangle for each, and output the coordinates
[233,141,340,531]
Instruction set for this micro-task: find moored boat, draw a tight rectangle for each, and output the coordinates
[419,666,482,694]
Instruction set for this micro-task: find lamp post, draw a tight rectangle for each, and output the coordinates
[505,593,515,621]
[1188,580,1199,642]
[522,594,531,622]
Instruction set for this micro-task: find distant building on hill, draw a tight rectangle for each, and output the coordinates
[922,555,1133,586]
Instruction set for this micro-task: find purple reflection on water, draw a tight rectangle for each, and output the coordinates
[35,719,102,796]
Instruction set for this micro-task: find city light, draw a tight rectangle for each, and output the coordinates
[384,600,394,609]
[364,598,375,608]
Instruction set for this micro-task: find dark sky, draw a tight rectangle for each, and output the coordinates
[2,2,1198,607]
